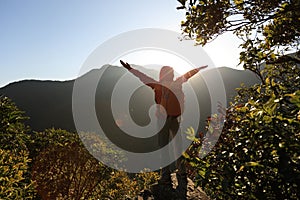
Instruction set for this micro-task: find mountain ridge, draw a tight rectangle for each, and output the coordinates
[0,65,260,134]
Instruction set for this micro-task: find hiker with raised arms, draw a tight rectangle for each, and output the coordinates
[120,60,207,196]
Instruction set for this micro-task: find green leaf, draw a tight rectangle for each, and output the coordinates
[244,161,263,167]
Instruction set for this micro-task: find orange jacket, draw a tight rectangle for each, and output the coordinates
[129,68,201,117]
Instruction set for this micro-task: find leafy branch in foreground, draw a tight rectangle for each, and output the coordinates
[178,0,300,78]
[184,64,300,199]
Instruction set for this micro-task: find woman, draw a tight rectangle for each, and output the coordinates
[120,60,207,192]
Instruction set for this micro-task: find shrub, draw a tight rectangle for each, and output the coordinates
[185,64,300,199]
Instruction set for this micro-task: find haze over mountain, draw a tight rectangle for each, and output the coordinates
[0,65,260,137]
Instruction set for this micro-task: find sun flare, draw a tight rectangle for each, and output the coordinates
[112,49,198,76]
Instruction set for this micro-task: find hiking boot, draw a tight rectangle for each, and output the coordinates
[158,176,172,185]
[176,173,188,199]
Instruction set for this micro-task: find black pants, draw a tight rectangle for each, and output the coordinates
[158,116,186,180]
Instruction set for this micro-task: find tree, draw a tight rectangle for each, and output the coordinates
[30,129,109,199]
[31,129,159,199]
[0,149,35,199]
[0,96,35,199]
[178,0,300,199]
[178,0,300,79]
[32,140,112,199]
[0,97,159,199]
[0,96,30,151]
[186,65,300,199]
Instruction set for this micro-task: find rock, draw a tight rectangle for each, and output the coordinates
[133,173,210,200]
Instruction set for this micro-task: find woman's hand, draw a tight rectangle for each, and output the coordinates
[120,60,132,70]
[198,65,208,70]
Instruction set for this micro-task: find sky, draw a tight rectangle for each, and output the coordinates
[0,0,242,87]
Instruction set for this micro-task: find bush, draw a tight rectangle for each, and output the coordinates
[0,96,35,199]
[185,64,300,199]
[0,148,35,199]
[0,96,30,152]
[31,129,159,199]
[0,96,160,199]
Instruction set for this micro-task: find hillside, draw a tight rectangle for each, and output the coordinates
[0,65,260,134]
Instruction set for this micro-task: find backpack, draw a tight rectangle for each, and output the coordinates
[155,81,184,117]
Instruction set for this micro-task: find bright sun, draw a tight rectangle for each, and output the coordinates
[112,49,196,76]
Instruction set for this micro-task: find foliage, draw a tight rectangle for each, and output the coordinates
[178,0,300,77]
[30,128,159,199]
[179,1,300,199]
[0,96,36,199]
[0,149,35,199]
[28,128,80,161]
[0,97,159,199]
[0,96,30,151]
[132,169,160,191]
[97,169,159,199]
[79,131,127,170]
[32,140,111,199]
[185,64,300,199]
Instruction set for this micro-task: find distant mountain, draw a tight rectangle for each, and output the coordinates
[0,66,260,137]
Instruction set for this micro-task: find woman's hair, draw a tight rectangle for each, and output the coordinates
[159,66,174,82]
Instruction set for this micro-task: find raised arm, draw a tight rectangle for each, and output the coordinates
[120,60,158,89]
[176,65,208,82]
